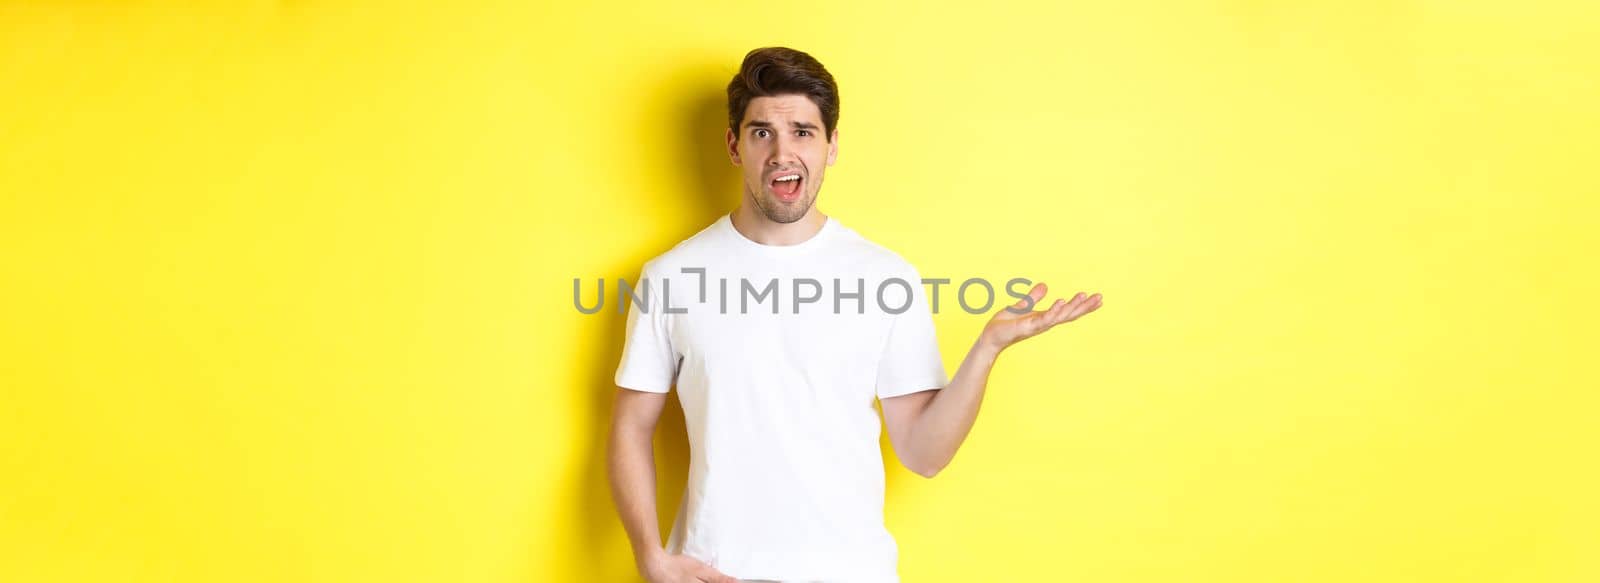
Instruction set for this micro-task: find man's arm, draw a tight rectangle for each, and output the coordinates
[882,283,1102,478]
[606,386,736,583]
[880,339,998,477]
[607,387,669,572]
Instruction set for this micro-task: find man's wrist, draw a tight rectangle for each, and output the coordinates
[973,333,1006,362]
[635,546,667,575]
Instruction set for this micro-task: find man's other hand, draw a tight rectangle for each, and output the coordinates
[641,550,739,583]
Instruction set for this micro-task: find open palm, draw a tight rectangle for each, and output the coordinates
[982,282,1102,351]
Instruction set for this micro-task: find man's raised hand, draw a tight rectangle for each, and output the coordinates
[980,282,1102,353]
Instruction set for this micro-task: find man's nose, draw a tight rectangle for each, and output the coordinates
[768,136,798,166]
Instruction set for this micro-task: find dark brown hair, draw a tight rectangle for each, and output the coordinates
[727,47,839,143]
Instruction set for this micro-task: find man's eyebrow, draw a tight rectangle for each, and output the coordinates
[744,119,821,131]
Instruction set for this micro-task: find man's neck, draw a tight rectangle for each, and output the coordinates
[729,204,828,246]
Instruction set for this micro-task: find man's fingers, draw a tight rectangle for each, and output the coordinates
[1064,293,1101,321]
[1033,292,1079,329]
[1027,299,1065,334]
[1050,293,1084,325]
[694,566,737,583]
[1046,297,1070,323]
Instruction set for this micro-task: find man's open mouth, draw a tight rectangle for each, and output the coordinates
[770,173,802,200]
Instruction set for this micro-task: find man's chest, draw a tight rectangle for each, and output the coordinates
[671,308,893,387]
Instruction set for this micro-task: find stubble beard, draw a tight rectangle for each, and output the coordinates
[751,182,816,224]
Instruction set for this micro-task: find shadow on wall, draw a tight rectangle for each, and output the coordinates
[559,65,743,581]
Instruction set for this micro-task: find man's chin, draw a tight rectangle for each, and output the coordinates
[759,195,811,224]
[763,211,807,224]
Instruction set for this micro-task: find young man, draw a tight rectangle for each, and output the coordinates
[607,47,1102,583]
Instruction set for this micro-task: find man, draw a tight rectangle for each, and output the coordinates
[607,47,1103,583]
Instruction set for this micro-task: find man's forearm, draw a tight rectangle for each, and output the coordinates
[903,336,1002,476]
[606,424,665,572]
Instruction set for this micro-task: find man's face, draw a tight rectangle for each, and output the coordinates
[726,94,839,224]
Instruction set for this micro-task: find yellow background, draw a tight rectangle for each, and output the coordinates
[2,1,1596,581]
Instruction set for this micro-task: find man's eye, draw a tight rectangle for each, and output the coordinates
[754,129,769,138]
[797,130,810,137]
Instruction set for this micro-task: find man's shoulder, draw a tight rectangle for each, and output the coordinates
[635,216,727,277]
[829,220,925,278]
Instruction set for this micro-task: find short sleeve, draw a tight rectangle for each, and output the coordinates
[875,267,948,399]
[613,265,679,393]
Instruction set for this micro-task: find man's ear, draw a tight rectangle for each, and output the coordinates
[826,129,839,166]
[725,128,741,166]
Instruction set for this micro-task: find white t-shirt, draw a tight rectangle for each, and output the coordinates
[614,213,948,583]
